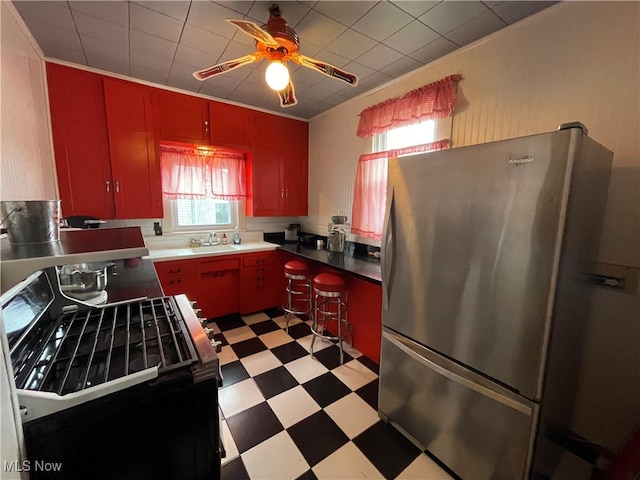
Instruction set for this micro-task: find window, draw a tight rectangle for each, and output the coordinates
[373,119,436,153]
[160,144,246,233]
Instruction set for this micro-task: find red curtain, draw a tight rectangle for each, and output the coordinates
[351,140,449,240]
[356,74,462,138]
[160,144,246,200]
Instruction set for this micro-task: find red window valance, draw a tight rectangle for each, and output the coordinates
[356,74,462,138]
[160,144,246,200]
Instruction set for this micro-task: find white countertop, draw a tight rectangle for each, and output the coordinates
[144,241,278,262]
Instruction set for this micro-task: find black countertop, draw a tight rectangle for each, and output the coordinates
[104,258,164,303]
[277,244,381,285]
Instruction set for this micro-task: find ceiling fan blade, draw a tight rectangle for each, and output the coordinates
[193,52,262,81]
[277,81,297,107]
[226,19,279,47]
[291,53,359,86]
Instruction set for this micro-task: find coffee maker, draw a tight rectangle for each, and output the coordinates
[285,223,299,242]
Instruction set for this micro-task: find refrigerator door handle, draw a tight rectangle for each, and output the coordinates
[381,186,395,311]
[383,330,533,416]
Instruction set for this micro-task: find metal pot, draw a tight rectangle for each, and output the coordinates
[0,200,61,245]
[58,262,113,293]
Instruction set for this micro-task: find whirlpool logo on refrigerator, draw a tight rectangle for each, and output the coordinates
[508,155,535,166]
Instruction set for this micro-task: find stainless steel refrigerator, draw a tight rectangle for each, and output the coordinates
[379,124,612,479]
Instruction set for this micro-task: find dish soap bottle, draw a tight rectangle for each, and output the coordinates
[233,226,241,245]
[221,233,228,245]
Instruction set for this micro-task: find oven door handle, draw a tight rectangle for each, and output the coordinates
[18,367,158,422]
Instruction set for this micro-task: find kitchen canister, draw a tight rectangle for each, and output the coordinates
[0,200,61,245]
[316,239,324,250]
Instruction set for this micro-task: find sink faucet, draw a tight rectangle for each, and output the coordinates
[207,232,219,245]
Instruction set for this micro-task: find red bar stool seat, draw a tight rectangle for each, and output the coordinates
[283,260,313,333]
[311,273,351,364]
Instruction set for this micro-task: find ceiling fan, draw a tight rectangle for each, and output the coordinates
[192,3,359,108]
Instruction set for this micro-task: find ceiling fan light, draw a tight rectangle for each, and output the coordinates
[265,61,290,91]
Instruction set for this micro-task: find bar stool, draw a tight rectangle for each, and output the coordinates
[311,273,351,364]
[283,260,313,333]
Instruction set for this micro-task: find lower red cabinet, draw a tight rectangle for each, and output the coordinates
[240,252,279,314]
[155,251,280,320]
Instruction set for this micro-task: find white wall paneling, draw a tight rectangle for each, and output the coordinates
[307,0,640,462]
[0,2,57,202]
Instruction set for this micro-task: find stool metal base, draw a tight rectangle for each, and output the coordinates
[310,289,351,365]
[282,272,312,334]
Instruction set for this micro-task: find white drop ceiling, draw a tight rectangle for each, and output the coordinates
[13,0,556,119]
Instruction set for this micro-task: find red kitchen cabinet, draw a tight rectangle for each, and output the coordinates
[103,78,163,219]
[198,257,240,319]
[156,90,210,145]
[247,116,308,217]
[209,101,253,149]
[47,63,115,219]
[155,260,200,299]
[240,252,279,314]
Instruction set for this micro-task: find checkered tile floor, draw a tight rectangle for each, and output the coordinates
[208,309,453,480]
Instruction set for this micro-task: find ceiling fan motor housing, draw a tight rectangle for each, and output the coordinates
[258,4,300,58]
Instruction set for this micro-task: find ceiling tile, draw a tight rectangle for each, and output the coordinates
[180,24,229,59]
[251,92,282,111]
[225,80,264,104]
[130,64,170,85]
[360,70,394,88]
[22,19,83,58]
[187,1,241,39]
[490,1,557,24]
[445,10,506,46]
[214,1,254,16]
[12,1,74,29]
[351,2,413,41]
[339,82,370,99]
[355,43,403,71]
[198,74,243,98]
[326,28,377,60]
[291,64,324,86]
[383,19,440,55]
[82,36,129,63]
[290,79,313,95]
[232,27,258,47]
[342,61,376,82]
[247,2,311,28]
[130,48,174,73]
[314,77,352,94]
[418,1,488,35]
[241,64,267,85]
[302,84,334,102]
[70,1,129,26]
[167,61,205,91]
[295,10,348,48]
[310,49,350,70]
[391,1,441,18]
[175,44,222,71]
[130,30,177,58]
[297,42,322,59]
[130,3,184,43]
[218,40,260,63]
[322,92,350,107]
[408,36,458,64]
[380,55,423,78]
[132,1,191,21]
[74,11,129,48]
[312,1,377,27]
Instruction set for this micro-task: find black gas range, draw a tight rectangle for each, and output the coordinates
[2,267,222,479]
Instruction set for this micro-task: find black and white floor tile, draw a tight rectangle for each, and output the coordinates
[208,310,454,480]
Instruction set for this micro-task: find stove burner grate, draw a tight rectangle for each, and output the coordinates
[11,297,198,396]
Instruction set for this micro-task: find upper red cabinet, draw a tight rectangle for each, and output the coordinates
[209,101,253,149]
[103,78,163,219]
[156,90,210,145]
[47,63,115,219]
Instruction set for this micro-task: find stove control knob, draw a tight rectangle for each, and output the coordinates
[210,339,222,353]
[189,300,198,309]
[193,308,202,317]
[200,318,208,328]
[203,327,216,340]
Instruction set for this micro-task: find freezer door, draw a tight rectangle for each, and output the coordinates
[379,329,538,479]
[382,129,578,399]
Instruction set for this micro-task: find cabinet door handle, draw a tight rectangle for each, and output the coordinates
[106,181,111,192]
[285,188,288,198]
[280,189,285,198]
[115,180,120,193]
[204,120,209,133]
